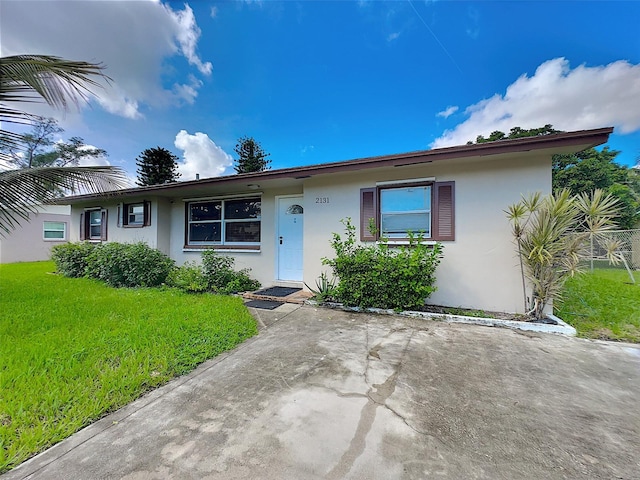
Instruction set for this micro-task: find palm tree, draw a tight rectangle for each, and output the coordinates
[0,54,128,234]
[506,189,621,319]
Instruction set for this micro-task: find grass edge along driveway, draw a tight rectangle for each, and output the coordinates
[0,261,258,473]
[556,268,640,343]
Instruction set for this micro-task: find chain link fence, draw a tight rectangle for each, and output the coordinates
[589,229,640,271]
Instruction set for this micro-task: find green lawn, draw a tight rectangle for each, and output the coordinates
[0,261,258,473]
[555,268,640,342]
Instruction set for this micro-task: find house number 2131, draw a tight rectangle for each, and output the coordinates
[315,197,330,204]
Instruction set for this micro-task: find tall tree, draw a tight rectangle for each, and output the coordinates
[1,117,108,168]
[0,54,127,234]
[136,147,181,186]
[553,147,640,229]
[233,136,271,173]
[0,116,62,168]
[471,124,562,144]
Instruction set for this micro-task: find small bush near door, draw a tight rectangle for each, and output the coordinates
[323,218,443,310]
[167,250,260,294]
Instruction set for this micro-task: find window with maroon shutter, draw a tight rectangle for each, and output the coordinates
[360,187,378,241]
[119,201,151,227]
[81,208,108,241]
[79,212,86,240]
[100,209,108,241]
[432,182,455,241]
[360,181,455,242]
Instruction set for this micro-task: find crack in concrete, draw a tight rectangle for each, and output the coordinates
[305,382,367,399]
[325,328,415,479]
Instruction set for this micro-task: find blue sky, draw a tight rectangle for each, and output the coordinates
[2,0,639,182]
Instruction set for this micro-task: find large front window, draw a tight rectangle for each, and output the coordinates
[380,185,431,238]
[187,197,261,246]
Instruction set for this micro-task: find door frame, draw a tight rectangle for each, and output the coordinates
[274,194,304,284]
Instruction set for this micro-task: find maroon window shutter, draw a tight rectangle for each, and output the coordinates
[100,209,108,241]
[432,182,455,241]
[360,187,378,242]
[143,201,151,226]
[79,212,86,240]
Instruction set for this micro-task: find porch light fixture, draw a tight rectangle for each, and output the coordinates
[247,184,261,190]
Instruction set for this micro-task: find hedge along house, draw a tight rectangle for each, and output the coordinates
[63,128,613,314]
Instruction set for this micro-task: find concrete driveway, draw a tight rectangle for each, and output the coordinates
[5,304,640,479]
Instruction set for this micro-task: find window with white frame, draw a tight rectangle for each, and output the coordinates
[127,203,144,225]
[187,197,261,246]
[360,181,455,242]
[89,210,103,239]
[43,221,66,240]
[118,201,150,227]
[380,185,432,238]
[80,208,107,241]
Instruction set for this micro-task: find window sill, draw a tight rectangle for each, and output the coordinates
[183,245,260,253]
[377,240,438,246]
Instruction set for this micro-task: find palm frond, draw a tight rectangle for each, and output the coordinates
[0,166,128,235]
[0,55,110,112]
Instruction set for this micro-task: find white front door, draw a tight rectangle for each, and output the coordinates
[277,196,304,281]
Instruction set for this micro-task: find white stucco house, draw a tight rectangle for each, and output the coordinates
[62,127,613,313]
[0,205,71,264]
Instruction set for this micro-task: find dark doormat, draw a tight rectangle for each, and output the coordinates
[253,286,302,297]
[245,299,284,310]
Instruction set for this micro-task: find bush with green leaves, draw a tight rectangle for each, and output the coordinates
[50,241,97,277]
[166,261,208,293]
[323,218,443,310]
[85,242,175,288]
[166,250,260,294]
[201,249,260,294]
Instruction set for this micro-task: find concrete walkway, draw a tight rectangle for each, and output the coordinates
[5,304,640,479]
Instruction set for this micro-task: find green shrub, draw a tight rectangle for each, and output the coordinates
[85,242,175,287]
[50,242,97,277]
[323,218,443,310]
[222,270,261,294]
[201,250,260,293]
[167,262,209,293]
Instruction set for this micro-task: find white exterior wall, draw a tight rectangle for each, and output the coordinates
[0,205,71,263]
[302,154,551,314]
[167,186,303,287]
[69,198,161,248]
[64,152,550,313]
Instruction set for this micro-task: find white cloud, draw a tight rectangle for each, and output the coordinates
[174,130,233,180]
[466,6,480,39]
[75,144,112,167]
[210,6,218,18]
[436,105,458,118]
[0,1,211,120]
[173,75,204,105]
[387,32,401,42]
[301,145,315,155]
[168,4,213,76]
[432,58,640,148]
